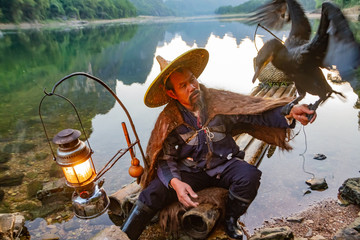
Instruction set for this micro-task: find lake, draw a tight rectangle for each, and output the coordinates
[0,15,360,239]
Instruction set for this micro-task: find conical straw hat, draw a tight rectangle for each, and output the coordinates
[144,48,209,108]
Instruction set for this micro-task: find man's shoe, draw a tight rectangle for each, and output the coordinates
[224,216,243,239]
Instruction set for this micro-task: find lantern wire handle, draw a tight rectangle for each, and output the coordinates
[39,91,92,162]
[38,72,147,174]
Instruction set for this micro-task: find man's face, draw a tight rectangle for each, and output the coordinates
[166,68,201,111]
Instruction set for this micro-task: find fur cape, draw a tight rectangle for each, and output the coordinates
[140,84,293,188]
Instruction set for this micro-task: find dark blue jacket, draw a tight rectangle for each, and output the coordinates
[157,101,294,188]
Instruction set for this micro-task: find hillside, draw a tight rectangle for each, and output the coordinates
[129,0,175,16]
[216,0,316,14]
[164,0,247,16]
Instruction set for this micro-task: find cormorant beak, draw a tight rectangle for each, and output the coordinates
[252,56,273,83]
[252,66,261,83]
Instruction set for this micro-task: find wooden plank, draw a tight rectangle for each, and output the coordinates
[263,85,279,97]
[254,86,269,97]
[244,139,269,166]
[250,85,263,96]
[235,133,254,152]
[282,84,296,97]
[272,85,287,98]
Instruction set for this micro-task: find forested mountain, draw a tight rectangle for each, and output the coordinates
[129,0,174,16]
[215,0,359,14]
[216,0,317,14]
[164,0,247,16]
[0,0,137,23]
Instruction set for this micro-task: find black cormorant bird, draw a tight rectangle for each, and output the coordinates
[250,0,360,119]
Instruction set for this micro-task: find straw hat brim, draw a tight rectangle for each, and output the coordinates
[144,48,209,108]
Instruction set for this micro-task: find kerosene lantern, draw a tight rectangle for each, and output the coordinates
[52,128,109,219]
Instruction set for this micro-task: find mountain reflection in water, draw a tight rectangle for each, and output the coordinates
[0,17,359,239]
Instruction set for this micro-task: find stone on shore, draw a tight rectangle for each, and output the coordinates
[287,216,304,223]
[333,228,360,239]
[90,225,130,240]
[339,178,360,205]
[347,217,360,232]
[305,177,328,191]
[0,213,25,240]
[249,226,294,240]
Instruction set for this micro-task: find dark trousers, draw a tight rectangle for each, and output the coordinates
[139,160,262,211]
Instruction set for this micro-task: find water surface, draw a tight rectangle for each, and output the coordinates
[0,16,359,238]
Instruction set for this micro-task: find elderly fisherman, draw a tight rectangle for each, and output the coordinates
[121,48,316,240]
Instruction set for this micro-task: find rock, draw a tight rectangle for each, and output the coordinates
[313,154,326,160]
[287,216,304,223]
[310,235,326,240]
[305,227,313,238]
[339,178,360,205]
[90,225,130,240]
[0,151,11,163]
[0,189,4,202]
[306,178,328,191]
[0,164,10,172]
[0,213,25,240]
[64,220,81,231]
[249,226,294,240]
[29,203,66,219]
[36,178,73,205]
[41,233,60,240]
[0,172,25,186]
[304,220,314,225]
[348,217,360,233]
[27,180,43,198]
[14,213,25,237]
[333,228,360,240]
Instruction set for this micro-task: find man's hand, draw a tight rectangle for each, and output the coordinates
[170,178,199,208]
[287,104,317,125]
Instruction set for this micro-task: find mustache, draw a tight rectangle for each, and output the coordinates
[189,89,200,102]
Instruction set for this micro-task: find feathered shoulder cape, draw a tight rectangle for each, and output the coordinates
[141,84,293,187]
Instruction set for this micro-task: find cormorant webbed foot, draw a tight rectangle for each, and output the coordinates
[306,103,318,121]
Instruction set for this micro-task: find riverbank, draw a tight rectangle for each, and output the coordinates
[254,198,360,239]
[0,14,250,30]
[0,10,356,31]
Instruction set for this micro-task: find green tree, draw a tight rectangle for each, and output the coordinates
[0,0,137,23]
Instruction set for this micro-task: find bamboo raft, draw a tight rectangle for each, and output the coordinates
[107,83,297,240]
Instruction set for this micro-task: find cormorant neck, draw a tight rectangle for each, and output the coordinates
[264,39,284,55]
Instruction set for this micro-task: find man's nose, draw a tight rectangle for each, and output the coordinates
[189,83,196,90]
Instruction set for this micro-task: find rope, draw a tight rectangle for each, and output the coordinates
[299,126,315,178]
[254,23,284,53]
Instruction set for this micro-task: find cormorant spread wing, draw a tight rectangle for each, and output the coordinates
[316,3,360,84]
[249,0,360,119]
